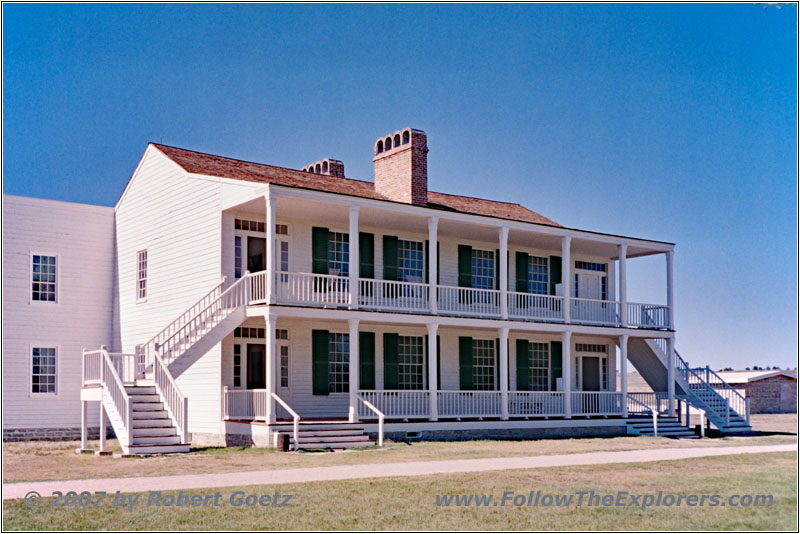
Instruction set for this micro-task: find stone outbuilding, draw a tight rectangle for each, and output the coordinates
[716,370,797,414]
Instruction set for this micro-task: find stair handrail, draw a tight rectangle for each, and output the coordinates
[152,348,189,444]
[356,395,385,447]
[626,394,658,436]
[98,347,134,448]
[271,392,300,451]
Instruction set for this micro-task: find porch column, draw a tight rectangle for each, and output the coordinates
[80,401,88,450]
[427,322,438,421]
[499,327,509,420]
[499,227,509,319]
[349,206,360,310]
[618,244,628,327]
[561,236,572,323]
[667,336,676,415]
[265,314,277,424]
[428,217,439,314]
[348,319,360,423]
[666,250,675,329]
[562,331,572,418]
[99,404,106,453]
[620,334,629,418]
[265,193,277,305]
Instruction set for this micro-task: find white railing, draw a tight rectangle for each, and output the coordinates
[507,292,564,322]
[99,348,134,447]
[437,286,501,317]
[437,390,502,418]
[153,351,189,443]
[571,392,623,416]
[508,391,565,417]
[626,393,655,416]
[271,392,300,451]
[108,353,138,384]
[358,390,430,419]
[249,270,268,304]
[626,392,669,415]
[223,388,268,421]
[356,395,384,447]
[82,349,103,385]
[359,279,430,313]
[273,271,350,306]
[570,298,622,326]
[628,303,670,329]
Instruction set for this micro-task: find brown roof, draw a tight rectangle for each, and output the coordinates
[153,143,560,227]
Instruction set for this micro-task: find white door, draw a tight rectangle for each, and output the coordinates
[576,271,603,300]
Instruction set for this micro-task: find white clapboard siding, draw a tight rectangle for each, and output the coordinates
[2,195,114,430]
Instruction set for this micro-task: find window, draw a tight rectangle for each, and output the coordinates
[31,255,57,302]
[234,236,242,278]
[529,342,550,391]
[275,224,288,235]
[234,327,265,339]
[328,333,349,393]
[328,232,349,276]
[279,241,289,277]
[471,249,495,290]
[233,345,241,388]
[528,256,549,295]
[136,250,148,300]
[398,240,424,282]
[275,329,288,340]
[472,339,496,390]
[575,261,607,272]
[398,336,424,390]
[32,347,56,394]
[235,219,265,233]
[280,345,289,388]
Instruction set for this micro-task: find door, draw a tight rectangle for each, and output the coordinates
[246,344,266,389]
[576,272,603,300]
[247,237,266,273]
[581,357,601,391]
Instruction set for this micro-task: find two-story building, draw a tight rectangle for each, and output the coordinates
[2,127,751,454]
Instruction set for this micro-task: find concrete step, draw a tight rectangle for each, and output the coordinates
[125,443,190,455]
[132,435,182,446]
[295,440,376,450]
[282,429,367,438]
[293,434,373,444]
[131,417,173,428]
[272,424,366,432]
[131,402,164,411]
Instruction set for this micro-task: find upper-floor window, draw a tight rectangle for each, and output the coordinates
[235,218,265,233]
[31,255,57,302]
[328,232,349,276]
[398,335,424,390]
[136,250,148,301]
[398,240,424,282]
[528,256,549,295]
[32,346,57,394]
[471,249,495,290]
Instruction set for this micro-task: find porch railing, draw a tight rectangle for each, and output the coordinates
[571,392,623,416]
[570,298,623,326]
[437,286,501,317]
[508,391,565,417]
[626,392,669,415]
[223,388,268,421]
[507,292,564,322]
[358,390,430,419]
[359,279,430,313]
[437,390,502,418]
[627,303,670,329]
[108,353,138,384]
[273,272,350,306]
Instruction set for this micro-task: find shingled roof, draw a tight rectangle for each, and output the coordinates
[153,143,561,227]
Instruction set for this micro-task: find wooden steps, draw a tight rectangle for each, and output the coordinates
[121,385,189,455]
[626,417,698,439]
[271,423,376,450]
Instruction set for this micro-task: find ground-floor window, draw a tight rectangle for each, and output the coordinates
[528,342,550,391]
[32,347,57,394]
[233,345,242,387]
[328,333,349,393]
[277,328,290,389]
[472,339,496,390]
[398,335,424,389]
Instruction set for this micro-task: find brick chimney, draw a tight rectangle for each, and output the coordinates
[302,158,345,177]
[373,128,428,206]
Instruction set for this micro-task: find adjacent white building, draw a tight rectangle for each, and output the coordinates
[2,127,751,453]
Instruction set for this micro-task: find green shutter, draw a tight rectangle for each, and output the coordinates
[549,255,562,296]
[383,236,399,281]
[516,339,531,391]
[359,332,375,390]
[459,336,474,390]
[312,227,330,275]
[550,341,563,391]
[359,233,374,279]
[312,330,330,395]
[516,252,530,293]
[383,333,399,389]
[458,245,472,287]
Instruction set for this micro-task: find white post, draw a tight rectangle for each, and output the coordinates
[266,314,277,424]
[699,411,705,438]
[561,236,571,324]
[666,336,675,415]
[80,401,88,450]
[666,250,674,329]
[428,217,439,314]
[562,331,572,418]
[499,227,509,319]
[99,405,106,452]
[427,322,439,421]
[266,193,277,304]
[499,327,509,420]
[618,244,628,327]
[620,334,629,418]
[652,410,658,437]
[349,206,360,310]
[348,319,360,423]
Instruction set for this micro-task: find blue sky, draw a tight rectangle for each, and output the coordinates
[3,4,796,369]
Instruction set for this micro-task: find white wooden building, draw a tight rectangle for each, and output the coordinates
[2,127,752,453]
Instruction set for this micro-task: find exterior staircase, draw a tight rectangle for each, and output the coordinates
[272,422,376,450]
[126,384,190,454]
[626,416,697,439]
[627,338,751,433]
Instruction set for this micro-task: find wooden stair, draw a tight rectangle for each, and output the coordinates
[272,423,376,450]
[626,416,698,439]
[123,385,189,455]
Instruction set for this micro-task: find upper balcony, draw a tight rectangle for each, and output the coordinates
[226,184,675,331]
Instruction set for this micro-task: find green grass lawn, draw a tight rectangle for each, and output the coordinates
[3,414,795,483]
[3,452,796,530]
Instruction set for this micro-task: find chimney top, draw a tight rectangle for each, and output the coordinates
[374,128,427,156]
[373,128,428,206]
[302,158,345,178]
